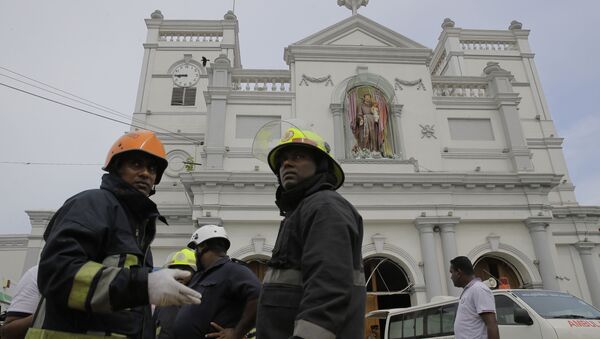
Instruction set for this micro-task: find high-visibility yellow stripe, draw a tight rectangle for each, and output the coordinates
[124,254,138,268]
[67,261,103,311]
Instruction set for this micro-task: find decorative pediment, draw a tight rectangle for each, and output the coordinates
[292,14,427,49]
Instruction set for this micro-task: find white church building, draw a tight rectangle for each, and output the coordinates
[3,1,600,323]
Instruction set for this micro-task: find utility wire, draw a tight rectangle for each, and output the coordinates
[0,66,202,144]
[0,81,201,144]
[0,161,101,166]
[0,66,171,131]
[0,82,144,129]
[0,160,199,166]
[0,70,181,140]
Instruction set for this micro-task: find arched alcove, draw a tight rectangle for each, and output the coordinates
[241,255,270,282]
[330,72,404,160]
[468,242,542,288]
[474,255,523,289]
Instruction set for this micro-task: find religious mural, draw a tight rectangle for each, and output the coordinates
[345,85,395,158]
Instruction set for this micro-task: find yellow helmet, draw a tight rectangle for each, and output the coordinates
[262,125,345,189]
[164,248,197,272]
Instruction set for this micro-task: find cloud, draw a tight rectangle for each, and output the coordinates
[561,112,600,205]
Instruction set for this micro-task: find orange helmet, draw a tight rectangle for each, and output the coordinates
[103,130,168,184]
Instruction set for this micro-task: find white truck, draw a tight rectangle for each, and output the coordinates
[366,289,600,339]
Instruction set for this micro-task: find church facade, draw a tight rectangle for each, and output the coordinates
[5,5,600,316]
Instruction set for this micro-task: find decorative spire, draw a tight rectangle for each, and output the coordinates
[441,18,455,29]
[337,0,369,16]
[509,20,523,30]
[150,10,163,20]
[224,10,237,20]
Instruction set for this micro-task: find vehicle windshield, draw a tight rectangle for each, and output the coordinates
[514,291,600,319]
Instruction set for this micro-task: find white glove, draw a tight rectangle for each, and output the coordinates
[148,269,202,307]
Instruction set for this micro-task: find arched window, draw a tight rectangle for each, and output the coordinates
[245,257,269,282]
[364,257,412,337]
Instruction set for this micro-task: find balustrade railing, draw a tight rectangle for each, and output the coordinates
[232,76,291,92]
[159,31,223,42]
[460,40,517,51]
[432,81,488,97]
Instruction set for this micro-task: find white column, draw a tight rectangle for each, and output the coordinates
[575,241,600,308]
[205,54,231,169]
[525,217,559,290]
[391,104,404,158]
[329,104,345,159]
[415,221,443,301]
[440,223,461,296]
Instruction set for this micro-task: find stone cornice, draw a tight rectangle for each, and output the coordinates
[204,88,231,104]
[0,236,28,249]
[574,241,596,254]
[431,76,488,84]
[456,28,528,40]
[414,216,461,226]
[155,132,204,143]
[432,97,501,109]
[525,216,553,228]
[492,93,520,106]
[156,46,222,52]
[231,68,290,78]
[441,149,509,160]
[181,171,563,193]
[152,74,209,79]
[136,111,207,116]
[149,19,238,31]
[527,138,564,149]
[226,91,295,105]
[284,45,431,65]
[552,206,600,219]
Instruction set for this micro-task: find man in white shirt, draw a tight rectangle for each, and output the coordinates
[0,265,41,339]
[450,256,499,339]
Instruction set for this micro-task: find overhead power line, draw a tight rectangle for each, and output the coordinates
[0,161,102,166]
[0,160,200,167]
[0,82,146,129]
[0,66,202,144]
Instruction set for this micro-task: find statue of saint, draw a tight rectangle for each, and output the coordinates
[346,86,394,158]
[356,94,379,152]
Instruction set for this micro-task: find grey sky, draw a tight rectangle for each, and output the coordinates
[1,0,598,234]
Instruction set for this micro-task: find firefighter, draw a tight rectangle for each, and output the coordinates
[254,124,366,339]
[155,248,198,339]
[28,130,201,339]
[172,225,261,339]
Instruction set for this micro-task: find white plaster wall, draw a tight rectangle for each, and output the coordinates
[555,245,590,302]
[0,248,28,297]
[462,58,528,80]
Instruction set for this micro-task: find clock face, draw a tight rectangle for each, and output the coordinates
[172,63,200,87]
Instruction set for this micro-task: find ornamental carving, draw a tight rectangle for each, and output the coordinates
[298,74,334,87]
[395,78,426,91]
[419,124,436,139]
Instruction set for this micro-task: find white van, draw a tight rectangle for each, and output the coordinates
[366,289,600,339]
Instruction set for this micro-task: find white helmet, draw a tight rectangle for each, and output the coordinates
[188,224,230,250]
